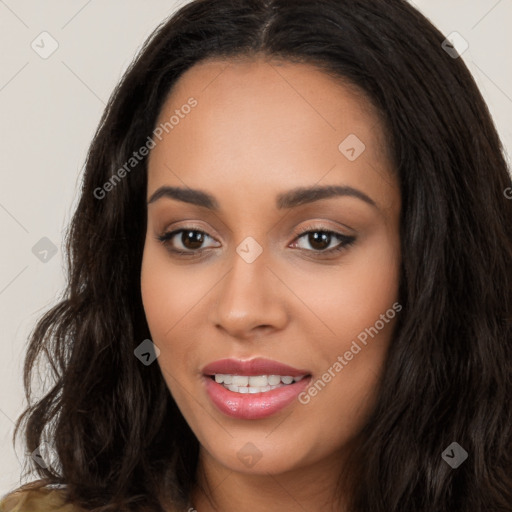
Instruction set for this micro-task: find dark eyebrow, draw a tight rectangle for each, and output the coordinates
[276,185,377,209]
[148,186,219,209]
[147,184,377,210]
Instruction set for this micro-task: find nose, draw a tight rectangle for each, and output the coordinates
[209,248,289,340]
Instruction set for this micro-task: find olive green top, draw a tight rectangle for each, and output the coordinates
[0,486,187,512]
[0,486,83,512]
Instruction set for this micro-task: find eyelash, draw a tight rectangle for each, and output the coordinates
[156,224,356,258]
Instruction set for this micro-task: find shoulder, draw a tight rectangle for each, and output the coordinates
[1,483,187,512]
[0,484,84,512]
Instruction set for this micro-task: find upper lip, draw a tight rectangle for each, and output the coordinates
[202,357,311,377]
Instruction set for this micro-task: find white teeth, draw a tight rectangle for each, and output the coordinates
[227,384,279,394]
[211,373,308,393]
[248,386,270,393]
[248,375,268,387]
[232,375,249,386]
[267,375,281,385]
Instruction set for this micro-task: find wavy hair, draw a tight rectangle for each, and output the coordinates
[13,0,512,510]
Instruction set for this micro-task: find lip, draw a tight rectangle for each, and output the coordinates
[203,375,312,419]
[201,357,312,420]
[201,357,310,377]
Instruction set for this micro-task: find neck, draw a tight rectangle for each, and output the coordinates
[188,447,351,512]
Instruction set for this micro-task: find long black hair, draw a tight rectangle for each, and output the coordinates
[13,0,512,510]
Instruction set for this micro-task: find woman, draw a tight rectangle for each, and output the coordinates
[2,0,511,511]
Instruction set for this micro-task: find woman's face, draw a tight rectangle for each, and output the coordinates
[141,57,401,477]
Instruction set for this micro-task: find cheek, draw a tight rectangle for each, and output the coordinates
[141,249,191,405]
[140,243,218,391]
[141,244,208,339]
[140,246,188,364]
[290,234,400,424]
[289,231,400,343]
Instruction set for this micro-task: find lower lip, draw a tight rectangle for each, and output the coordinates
[203,375,312,420]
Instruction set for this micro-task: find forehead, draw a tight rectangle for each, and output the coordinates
[147,56,396,212]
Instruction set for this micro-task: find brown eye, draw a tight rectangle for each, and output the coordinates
[292,228,356,254]
[157,228,220,254]
[305,232,331,251]
[180,230,206,250]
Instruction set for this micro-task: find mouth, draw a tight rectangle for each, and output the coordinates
[206,373,309,393]
[201,357,312,419]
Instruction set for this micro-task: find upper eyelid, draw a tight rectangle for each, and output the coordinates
[161,224,347,238]
[160,225,352,248]
[160,217,355,237]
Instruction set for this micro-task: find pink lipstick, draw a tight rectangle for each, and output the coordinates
[202,357,312,420]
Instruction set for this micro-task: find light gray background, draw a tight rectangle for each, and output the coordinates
[0,0,511,496]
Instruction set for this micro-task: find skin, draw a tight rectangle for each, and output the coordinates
[141,55,401,512]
